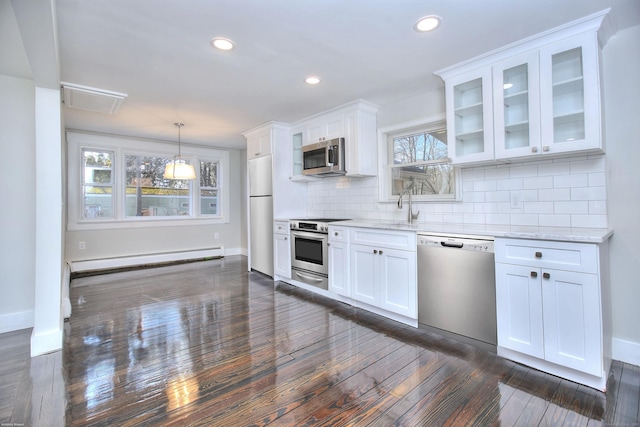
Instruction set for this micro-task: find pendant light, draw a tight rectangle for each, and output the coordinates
[164,122,196,180]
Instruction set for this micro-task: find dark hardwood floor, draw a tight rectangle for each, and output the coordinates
[1,255,639,426]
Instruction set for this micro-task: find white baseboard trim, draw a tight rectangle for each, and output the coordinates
[224,247,244,256]
[69,247,224,273]
[613,338,640,367]
[30,327,63,356]
[0,309,34,334]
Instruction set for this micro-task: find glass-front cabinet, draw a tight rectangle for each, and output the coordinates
[539,32,601,154]
[445,67,494,164]
[437,11,607,166]
[493,52,541,159]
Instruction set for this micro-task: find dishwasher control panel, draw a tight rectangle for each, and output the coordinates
[418,234,494,253]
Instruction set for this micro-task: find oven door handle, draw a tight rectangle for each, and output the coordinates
[294,270,325,283]
[292,231,327,241]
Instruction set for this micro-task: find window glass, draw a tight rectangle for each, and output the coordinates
[124,155,190,217]
[83,150,114,218]
[384,124,458,201]
[200,160,219,215]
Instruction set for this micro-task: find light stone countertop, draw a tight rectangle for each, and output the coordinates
[331,219,613,243]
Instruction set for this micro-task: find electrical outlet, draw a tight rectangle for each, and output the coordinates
[79,241,86,250]
[214,232,220,239]
[510,192,523,209]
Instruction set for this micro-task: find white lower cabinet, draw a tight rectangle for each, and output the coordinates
[349,228,417,319]
[495,238,609,390]
[328,226,349,296]
[273,221,291,279]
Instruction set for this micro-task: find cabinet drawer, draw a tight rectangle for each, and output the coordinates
[350,228,416,252]
[495,238,597,274]
[329,226,348,242]
[274,221,290,235]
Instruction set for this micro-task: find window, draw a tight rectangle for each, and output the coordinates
[379,119,460,201]
[124,155,190,217]
[200,160,219,215]
[83,149,114,218]
[68,132,229,230]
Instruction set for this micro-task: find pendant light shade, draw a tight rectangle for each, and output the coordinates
[164,123,196,180]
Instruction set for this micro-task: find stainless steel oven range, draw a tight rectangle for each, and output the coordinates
[289,219,344,290]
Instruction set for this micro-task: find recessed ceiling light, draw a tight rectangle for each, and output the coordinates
[414,15,441,32]
[211,37,235,51]
[305,76,321,85]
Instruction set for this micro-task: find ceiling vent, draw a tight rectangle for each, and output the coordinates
[61,82,127,114]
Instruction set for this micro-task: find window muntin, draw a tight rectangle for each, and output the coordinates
[82,150,114,218]
[200,160,219,215]
[124,155,191,217]
[386,124,458,200]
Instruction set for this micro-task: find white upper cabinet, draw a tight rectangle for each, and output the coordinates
[436,10,610,166]
[539,32,601,154]
[245,128,273,159]
[293,100,379,177]
[445,67,494,164]
[493,51,541,159]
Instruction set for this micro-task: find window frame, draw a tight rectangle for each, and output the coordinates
[67,131,229,230]
[377,115,461,203]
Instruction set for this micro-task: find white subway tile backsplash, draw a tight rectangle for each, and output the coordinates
[539,214,571,227]
[588,172,606,187]
[571,186,606,201]
[511,214,539,226]
[524,201,554,214]
[485,191,510,202]
[538,188,571,201]
[496,178,523,191]
[474,180,497,192]
[554,201,589,214]
[523,176,554,189]
[571,214,608,228]
[554,173,588,188]
[538,162,571,176]
[307,155,608,229]
[509,165,538,178]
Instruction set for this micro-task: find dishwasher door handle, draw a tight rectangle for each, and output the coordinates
[440,241,464,248]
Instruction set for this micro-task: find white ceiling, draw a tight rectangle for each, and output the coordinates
[5,0,640,149]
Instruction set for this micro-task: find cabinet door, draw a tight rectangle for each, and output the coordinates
[539,32,601,154]
[291,129,304,178]
[445,67,494,164]
[273,233,291,278]
[495,263,544,359]
[350,244,377,306]
[541,269,601,376]
[378,248,416,318]
[247,129,272,159]
[493,51,541,160]
[305,113,344,144]
[328,241,349,296]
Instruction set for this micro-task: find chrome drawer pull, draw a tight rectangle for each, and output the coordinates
[535,251,542,258]
[543,272,551,279]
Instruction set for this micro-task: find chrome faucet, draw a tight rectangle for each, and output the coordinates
[397,177,420,224]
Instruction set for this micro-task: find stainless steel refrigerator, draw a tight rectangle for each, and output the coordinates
[249,155,274,277]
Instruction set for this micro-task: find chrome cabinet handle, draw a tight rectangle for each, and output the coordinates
[531,271,538,278]
[535,251,542,258]
[532,146,538,153]
[543,272,551,279]
[542,146,549,152]
[379,250,383,255]
[373,249,378,254]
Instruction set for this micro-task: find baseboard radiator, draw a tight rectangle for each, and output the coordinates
[68,247,224,275]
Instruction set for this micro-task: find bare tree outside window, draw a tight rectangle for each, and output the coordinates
[390,128,456,198]
[125,155,191,217]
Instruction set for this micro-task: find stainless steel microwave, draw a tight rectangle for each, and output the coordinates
[302,138,346,176]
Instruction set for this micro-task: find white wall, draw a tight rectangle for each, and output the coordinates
[0,74,36,333]
[602,24,640,364]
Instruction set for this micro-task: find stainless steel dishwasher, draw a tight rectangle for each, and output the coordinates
[417,233,497,350]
